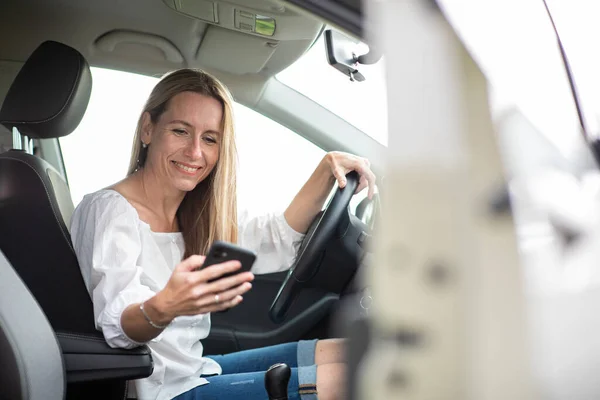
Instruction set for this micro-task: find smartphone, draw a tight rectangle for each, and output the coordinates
[200,240,257,283]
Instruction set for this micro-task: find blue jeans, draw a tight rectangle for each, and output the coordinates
[174,339,319,400]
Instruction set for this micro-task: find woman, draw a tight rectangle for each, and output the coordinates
[71,69,376,400]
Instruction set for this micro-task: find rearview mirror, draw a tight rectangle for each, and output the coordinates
[324,29,382,82]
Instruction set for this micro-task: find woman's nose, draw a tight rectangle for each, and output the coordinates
[185,140,204,160]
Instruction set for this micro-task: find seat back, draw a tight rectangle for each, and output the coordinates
[0,151,97,333]
[0,40,96,334]
[0,249,65,400]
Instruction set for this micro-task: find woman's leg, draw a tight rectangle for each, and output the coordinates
[174,368,317,400]
[316,363,346,400]
[202,339,346,399]
[205,339,318,374]
[205,338,346,374]
[314,339,346,365]
[313,340,346,400]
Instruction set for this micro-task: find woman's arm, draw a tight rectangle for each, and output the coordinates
[120,256,253,343]
[120,298,169,343]
[284,159,335,234]
[284,151,376,233]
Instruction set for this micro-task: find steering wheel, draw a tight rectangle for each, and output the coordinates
[269,171,360,323]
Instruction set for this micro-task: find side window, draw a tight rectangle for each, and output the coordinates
[59,68,157,206]
[233,103,326,215]
[235,104,371,215]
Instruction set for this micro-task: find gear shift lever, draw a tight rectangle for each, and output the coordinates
[265,363,291,400]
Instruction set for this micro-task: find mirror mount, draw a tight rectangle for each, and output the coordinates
[324,29,382,82]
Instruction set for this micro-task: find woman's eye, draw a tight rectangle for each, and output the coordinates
[172,129,187,136]
[203,136,217,144]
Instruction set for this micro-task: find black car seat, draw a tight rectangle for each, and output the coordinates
[0,40,96,335]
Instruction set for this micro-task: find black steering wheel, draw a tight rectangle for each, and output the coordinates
[269,171,360,323]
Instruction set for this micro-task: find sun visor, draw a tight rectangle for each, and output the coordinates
[197,26,277,75]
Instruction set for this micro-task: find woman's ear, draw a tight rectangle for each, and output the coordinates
[141,111,153,145]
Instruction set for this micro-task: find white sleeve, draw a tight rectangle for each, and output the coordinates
[71,194,156,349]
[238,210,305,275]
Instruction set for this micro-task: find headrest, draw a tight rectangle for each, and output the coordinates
[0,41,92,139]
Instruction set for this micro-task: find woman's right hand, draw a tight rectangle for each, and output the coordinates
[153,255,254,322]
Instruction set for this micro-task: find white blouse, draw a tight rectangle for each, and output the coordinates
[70,189,305,400]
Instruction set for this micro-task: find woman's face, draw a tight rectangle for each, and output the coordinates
[142,91,223,194]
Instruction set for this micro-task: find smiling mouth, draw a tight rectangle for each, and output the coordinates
[172,161,200,174]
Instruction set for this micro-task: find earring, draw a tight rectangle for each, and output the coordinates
[136,142,148,171]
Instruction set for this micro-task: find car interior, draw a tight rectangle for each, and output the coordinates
[0,0,379,399]
[7,0,600,399]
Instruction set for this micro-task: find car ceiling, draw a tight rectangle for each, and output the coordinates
[0,0,385,172]
[0,0,324,106]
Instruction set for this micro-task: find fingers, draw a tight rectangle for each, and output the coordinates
[356,175,368,194]
[206,271,254,293]
[352,157,376,199]
[215,295,244,311]
[181,294,244,316]
[332,165,347,189]
[193,260,242,283]
[169,257,254,317]
[195,281,252,310]
[364,167,377,200]
[344,158,376,199]
[325,152,348,189]
[205,294,244,313]
[176,255,206,272]
[326,152,376,198]
[187,269,253,305]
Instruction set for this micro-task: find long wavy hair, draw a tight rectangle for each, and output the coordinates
[127,69,238,257]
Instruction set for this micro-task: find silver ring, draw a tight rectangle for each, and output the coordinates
[214,294,220,304]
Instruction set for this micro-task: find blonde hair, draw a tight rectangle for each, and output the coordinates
[127,69,238,257]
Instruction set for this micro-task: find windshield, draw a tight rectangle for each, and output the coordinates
[546,0,600,140]
[276,31,389,146]
[440,0,583,160]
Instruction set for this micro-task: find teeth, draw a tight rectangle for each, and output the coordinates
[174,161,198,173]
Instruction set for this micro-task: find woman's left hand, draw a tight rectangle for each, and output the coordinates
[284,151,378,233]
[321,151,377,199]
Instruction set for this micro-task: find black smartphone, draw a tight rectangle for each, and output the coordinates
[201,240,257,282]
